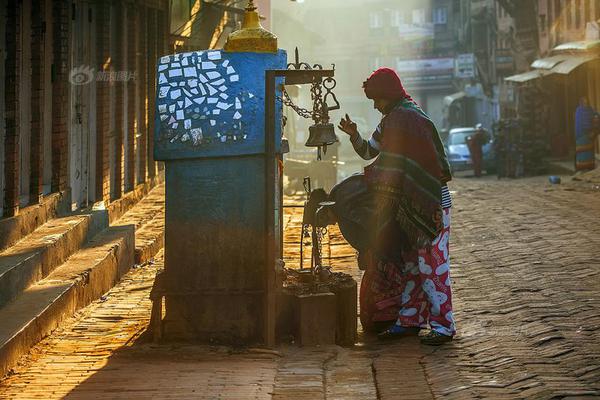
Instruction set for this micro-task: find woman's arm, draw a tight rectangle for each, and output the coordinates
[339,114,380,160]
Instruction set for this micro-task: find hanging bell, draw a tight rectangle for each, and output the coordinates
[305,123,338,147]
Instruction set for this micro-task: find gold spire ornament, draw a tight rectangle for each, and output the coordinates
[224,0,278,53]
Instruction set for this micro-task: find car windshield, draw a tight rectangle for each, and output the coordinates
[448,132,472,145]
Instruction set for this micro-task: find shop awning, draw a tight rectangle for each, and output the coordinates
[504,69,554,83]
[552,40,600,52]
[531,54,570,70]
[443,91,467,106]
[550,54,597,74]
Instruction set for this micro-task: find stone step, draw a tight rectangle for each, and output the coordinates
[0,225,134,378]
[111,184,165,265]
[0,192,70,253]
[132,209,165,264]
[0,214,94,309]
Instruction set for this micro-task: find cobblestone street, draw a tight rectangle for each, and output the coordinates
[1,176,600,399]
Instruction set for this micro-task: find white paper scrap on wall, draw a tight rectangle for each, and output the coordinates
[176,110,185,120]
[207,71,221,80]
[230,75,239,82]
[233,111,242,120]
[207,97,218,104]
[201,61,217,70]
[169,68,183,78]
[170,89,182,100]
[158,87,169,98]
[184,67,197,78]
[184,119,192,129]
[191,128,203,143]
[207,51,222,61]
[207,85,218,96]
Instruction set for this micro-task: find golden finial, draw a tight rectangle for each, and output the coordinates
[224,0,278,53]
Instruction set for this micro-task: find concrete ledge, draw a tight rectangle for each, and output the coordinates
[134,212,165,264]
[0,225,134,378]
[107,173,164,225]
[0,215,92,309]
[0,191,70,253]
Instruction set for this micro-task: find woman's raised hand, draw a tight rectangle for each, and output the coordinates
[338,114,359,139]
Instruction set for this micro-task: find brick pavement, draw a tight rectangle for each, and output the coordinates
[1,176,599,399]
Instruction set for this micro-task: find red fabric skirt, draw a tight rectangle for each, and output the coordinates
[359,255,406,332]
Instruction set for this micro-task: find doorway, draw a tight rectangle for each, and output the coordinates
[69,0,96,209]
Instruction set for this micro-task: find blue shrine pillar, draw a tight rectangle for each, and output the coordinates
[153,47,287,344]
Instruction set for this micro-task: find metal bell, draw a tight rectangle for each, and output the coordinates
[305,123,338,147]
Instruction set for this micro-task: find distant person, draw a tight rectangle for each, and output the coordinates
[466,124,486,177]
[333,67,455,345]
[575,97,598,171]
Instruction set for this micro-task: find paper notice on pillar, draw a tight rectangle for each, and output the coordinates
[154,49,287,161]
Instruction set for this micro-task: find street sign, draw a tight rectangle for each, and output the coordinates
[455,53,476,79]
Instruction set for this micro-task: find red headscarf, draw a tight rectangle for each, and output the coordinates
[363,68,410,101]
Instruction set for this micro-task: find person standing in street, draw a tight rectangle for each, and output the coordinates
[335,68,456,345]
[466,124,486,177]
[575,97,598,172]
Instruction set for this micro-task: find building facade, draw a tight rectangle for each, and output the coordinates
[0,0,171,219]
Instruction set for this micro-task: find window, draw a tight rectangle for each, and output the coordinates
[432,7,448,25]
[369,12,383,29]
[412,8,426,25]
[390,10,404,27]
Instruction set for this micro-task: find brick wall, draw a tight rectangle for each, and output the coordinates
[147,8,157,179]
[112,2,124,200]
[3,1,21,217]
[95,2,110,203]
[2,0,170,219]
[50,0,69,194]
[29,0,44,204]
[125,3,136,192]
[137,6,148,185]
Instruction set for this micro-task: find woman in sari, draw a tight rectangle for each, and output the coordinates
[333,68,455,345]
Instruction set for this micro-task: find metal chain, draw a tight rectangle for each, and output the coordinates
[277,87,314,120]
[311,81,324,124]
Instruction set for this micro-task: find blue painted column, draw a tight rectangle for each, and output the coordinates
[154,49,287,343]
